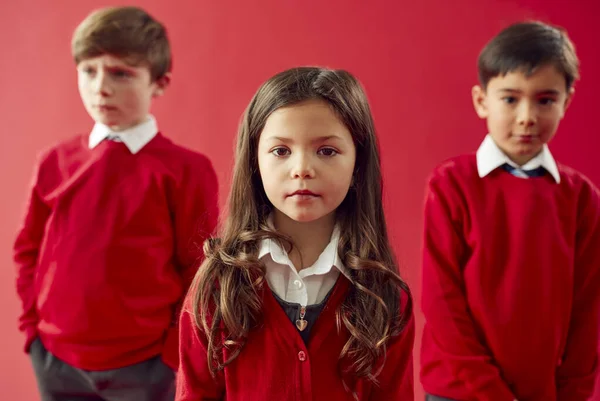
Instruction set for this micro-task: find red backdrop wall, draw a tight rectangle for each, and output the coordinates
[1,1,598,399]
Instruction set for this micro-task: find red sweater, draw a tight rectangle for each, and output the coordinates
[176,277,415,400]
[420,154,600,401]
[13,133,219,371]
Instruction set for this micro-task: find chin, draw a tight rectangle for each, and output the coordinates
[289,214,320,223]
[92,115,116,126]
[283,210,326,223]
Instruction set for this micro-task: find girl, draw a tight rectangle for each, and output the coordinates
[176,67,414,400]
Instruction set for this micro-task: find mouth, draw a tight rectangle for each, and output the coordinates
[513,134,539,143]
[289,189,319,197]
[96,105,117,111]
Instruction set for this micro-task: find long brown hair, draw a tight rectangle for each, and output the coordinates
[191,67,412,392]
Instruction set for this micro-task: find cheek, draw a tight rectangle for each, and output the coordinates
[487,112,513,133]
[327,163,354,194]
[542,109,563,125]
[119,85,150,108]
[77,80,91,100]
[257,157,278,192]
[257,153,269,181]
[489,105,512,123]
[539,114,561,138]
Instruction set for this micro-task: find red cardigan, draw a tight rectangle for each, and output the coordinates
[13,133,219,370]
[176,277,415,400]
[420,154,600,401]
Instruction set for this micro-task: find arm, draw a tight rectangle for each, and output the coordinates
[175,294,224,401]
[369,309,415,399]
[556,182,600,400]
[421,175,515,401]
[162,155,219,370]
[13,158,51,352]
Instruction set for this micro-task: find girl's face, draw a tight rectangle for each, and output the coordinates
[257,99,356,226]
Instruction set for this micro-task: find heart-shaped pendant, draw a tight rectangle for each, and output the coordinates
[296,319,308,331]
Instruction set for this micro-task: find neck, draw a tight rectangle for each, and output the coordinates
[272,211,336,271]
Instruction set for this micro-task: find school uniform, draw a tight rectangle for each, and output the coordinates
[420,135,600,400]
[176,226,415,400]
[14,116,219,400]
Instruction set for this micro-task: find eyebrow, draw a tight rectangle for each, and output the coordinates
[265,135,343,144]
[498,88,561,96]
[79,62,137,71]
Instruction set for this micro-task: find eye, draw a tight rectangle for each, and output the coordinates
[81,66,95,75]
[270,147,290,157]
[111,69,132,78]
[538,97,556,106]
[317,147,338,156]
[502,96,517,104]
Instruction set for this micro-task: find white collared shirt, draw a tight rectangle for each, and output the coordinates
[88,115,158,154]
[258,226,350,306]
[476,134,561,183]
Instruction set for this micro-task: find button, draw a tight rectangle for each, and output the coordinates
[557,357,563,367]
[298,351,306,361]
[293,280,303,289]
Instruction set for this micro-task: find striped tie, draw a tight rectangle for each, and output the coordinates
[502,163,547,178]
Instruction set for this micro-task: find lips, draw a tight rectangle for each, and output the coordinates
[513,133,539,142]
[289,189,318,197]
[96,105,117,111]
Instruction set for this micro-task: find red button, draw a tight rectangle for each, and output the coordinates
[298,351,306,362]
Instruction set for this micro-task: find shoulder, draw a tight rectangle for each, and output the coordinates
[151,134,217,177]
[557,163,599,193]
[557,163,600,206]
[153,134,213,165]
[425,153,479,201]
[36,134,87,171]
[427,154,478,185]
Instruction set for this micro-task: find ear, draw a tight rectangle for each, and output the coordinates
[152,72,171,97]
[561,87,575,118]
[472,85,489,119]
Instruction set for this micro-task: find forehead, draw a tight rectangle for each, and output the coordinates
[487,64,568,93]
[260,99,352,142]
[77,54,149,71]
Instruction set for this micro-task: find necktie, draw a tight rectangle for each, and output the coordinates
[502,163,547,178]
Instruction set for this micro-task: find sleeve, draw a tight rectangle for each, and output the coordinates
[13,156,51,353]
[162,154,220,370]
[368,308,415,400]
[175,294,225,401]
[421,173,516,401]
[556,181,600,400]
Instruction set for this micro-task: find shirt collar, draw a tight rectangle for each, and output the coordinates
[476,134,560,183]
[88,115,158,154]
[258,218,348,278]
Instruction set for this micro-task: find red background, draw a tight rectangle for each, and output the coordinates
[1,0,598,399]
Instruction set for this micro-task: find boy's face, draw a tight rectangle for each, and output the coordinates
[77,54,170,131]
[472,64,573,165]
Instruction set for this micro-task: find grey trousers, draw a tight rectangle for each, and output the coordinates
[30,338,175,401]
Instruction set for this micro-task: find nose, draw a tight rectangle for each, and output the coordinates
[291,152,315,179]
[93,70,113,97]
[517,100,537,128]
